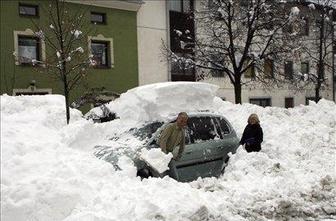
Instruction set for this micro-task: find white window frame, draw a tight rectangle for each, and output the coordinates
[88,34,114,68]
[13,29,46,65]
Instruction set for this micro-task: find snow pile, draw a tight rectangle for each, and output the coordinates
[105,82,219,123]
[1,84,336,221]
[140,149,173,173]
[0,95,116,220]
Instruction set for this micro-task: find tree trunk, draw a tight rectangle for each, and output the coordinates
[234,76,242,104]
[315,84,321,103]
[56,0,70,124]
[63,73,70,124]
[315,16,324,103]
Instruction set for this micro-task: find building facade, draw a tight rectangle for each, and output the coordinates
[1,0,334,109]
[137,0,335,107]
[0,0,141,111]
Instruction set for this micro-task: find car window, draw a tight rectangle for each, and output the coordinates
[217,117,231,135]
[184,127,191,145]
[133,121,164,140]
[188,116,222,143]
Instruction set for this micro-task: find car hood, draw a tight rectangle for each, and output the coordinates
[93,129,149,169]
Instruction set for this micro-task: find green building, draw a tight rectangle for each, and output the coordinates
[0,0,142,112]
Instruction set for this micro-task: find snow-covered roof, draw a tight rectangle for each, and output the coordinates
[104,82,220,123]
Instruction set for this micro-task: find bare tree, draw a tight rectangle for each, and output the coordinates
[14,0,95,124]
[297,0,334,103]
[165,0,303,104]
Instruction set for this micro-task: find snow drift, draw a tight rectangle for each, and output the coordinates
[1,82,336,221]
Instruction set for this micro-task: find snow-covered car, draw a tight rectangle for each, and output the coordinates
[95,112,240,182]
[91,82,240,181]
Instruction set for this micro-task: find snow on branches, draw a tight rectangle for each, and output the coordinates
[71,30,82,38]
[164,0,307,103]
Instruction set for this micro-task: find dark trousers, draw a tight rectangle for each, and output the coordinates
[245,144,261,153]
[165,159,179,180]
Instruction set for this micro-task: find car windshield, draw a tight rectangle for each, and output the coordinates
[132,121,164,140]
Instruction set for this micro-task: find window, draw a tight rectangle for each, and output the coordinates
[169,0,192,13]
[210,54,225,77]
[19,3,38,17]
[91,12,106,24]
[284,61,293,80]
[188,117,222,143]
[250,98,271,107]
[264,59,274,78]
[14,29,46,65]
[18,36,40,64]
[89,35,114,68]
[217,117,230,135]
[91,41,110,67]
[285,97,294,108]
[171,53,194,76]
[300,17,309,36]
[211,69,224,77]
[244,61,255,78]
[301,62,309,75]
[135,121,164,141]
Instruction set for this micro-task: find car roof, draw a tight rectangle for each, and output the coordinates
[165,111,229,122]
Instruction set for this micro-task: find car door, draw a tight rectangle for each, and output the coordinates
[203,117,238,175]
[176,116,238,181]
[217,117,240,158]
[145,121,205,181]
[175,116,222,181]
[174,125,208,182]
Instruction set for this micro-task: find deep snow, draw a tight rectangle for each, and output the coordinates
[1,82,336,221]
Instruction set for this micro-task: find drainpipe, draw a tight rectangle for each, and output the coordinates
[333,15,335,101]
[166,0,171,82]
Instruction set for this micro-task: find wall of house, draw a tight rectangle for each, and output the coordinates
[204,77,332,106]
[137,0,169,85]
[194,0,334,107]
[0,0,138,111]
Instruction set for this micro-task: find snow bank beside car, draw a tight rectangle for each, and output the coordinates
[1,95,116,221]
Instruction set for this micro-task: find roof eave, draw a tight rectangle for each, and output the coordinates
[65,0,144,12]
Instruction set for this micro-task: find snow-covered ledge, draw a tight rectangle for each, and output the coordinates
[65,0,143,12]
[13,84,52,95]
